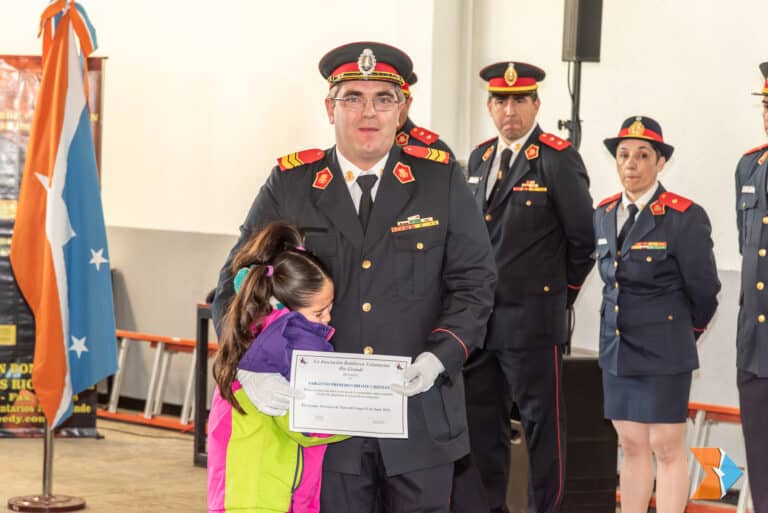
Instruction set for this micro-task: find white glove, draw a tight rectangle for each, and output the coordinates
[391,352,445,397]
[236,370,304,416]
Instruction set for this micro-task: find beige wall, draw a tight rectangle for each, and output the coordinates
[1,0,438,235]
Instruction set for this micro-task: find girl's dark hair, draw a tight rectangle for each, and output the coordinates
[212,221,331,413]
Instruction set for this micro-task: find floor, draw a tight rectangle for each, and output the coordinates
[0,419,207,512]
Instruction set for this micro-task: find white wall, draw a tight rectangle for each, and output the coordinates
[6,1,764,270]
[1,0,437,235]
[1,7,759,291]
[467,0,766,271]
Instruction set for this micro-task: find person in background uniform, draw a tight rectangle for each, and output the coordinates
[395,72,456,161]
[452,61,595,513]
[595,116,720,513]
[735,61,768,513]
[212,41,496,513]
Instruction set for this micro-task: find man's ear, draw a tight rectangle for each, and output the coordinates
[325,97,335,124]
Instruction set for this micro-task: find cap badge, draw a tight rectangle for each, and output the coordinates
[628,120,645,137]
[357,48,377,77]
[504,63,518,86]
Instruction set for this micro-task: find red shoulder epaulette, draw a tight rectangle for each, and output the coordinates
[402,145,450,164]
[409,126,440,145]
[277,148,325,171]
[597,193,622,208]
[658,191,693,212]
[475,136,497,149]
[539,132,571,151]
[744,143,768,156]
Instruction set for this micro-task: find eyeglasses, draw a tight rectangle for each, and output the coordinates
[332,96,400,112]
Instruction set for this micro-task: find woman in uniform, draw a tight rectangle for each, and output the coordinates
[593,116,720,513]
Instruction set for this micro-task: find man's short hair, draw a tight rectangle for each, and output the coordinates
[328,82,405,103]
[488,91,539,103]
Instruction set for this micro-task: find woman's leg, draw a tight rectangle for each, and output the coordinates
[649,422,689,513]
[613,420,653,513]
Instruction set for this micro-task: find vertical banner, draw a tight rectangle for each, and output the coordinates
[1,1,113,437]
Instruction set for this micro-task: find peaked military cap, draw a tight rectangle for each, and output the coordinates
[752,61,768,96]
[479,61,546,94]
[604,116,674,160]
[319,42,413,87]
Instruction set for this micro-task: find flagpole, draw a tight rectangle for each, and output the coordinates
[7,423,86,512]
[43,423,54,497]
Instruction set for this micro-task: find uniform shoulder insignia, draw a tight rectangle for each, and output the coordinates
[402,145,450,164]
[658,192,693,212]
[538,132,571,151]
[475,136,497,149]
[396,131,409,146]
[277,148,325,172]
[743,143,768,156]
[409,126,440,145]
[597,192,622,208]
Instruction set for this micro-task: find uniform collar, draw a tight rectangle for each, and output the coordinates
[622,181,659,212]
[497,123,537,154]
[336,148,387,184]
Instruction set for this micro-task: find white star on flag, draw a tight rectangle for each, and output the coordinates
[89,248,108,271]
[69,336,88,359]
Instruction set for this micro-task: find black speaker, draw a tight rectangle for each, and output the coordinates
[562,0,603,62]
[560,352,617,513]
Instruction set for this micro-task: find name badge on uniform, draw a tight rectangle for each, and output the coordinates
[742,185,756,194]
[597,237,608,246]
[468,176,480,184]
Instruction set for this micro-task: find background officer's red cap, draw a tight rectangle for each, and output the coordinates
[603,116,674,160]
[319,42,413,87]
[752,61,768,96]
[479,62,546,95]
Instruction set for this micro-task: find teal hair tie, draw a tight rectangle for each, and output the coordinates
[233,266,252,293]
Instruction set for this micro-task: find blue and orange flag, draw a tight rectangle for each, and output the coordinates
[10,0,117,428]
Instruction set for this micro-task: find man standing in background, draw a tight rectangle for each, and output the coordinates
[734,60,768,513]
[453,61,595,513]
[395,72,456,161]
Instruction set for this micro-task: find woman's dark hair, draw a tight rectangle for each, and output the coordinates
[212,221,331,413]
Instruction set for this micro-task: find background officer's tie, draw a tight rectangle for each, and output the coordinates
[357,174,378,232]
[617,203,638,249]
[486,148,513,202]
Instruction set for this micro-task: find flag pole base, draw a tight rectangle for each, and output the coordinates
[7,495,86,512]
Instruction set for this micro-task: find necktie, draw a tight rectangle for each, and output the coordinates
[486,148,513,201]
[357,174,378,232]
[617,203,638,250]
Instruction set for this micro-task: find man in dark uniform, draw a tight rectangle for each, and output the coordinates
[452,62,595,513]
[735,61,768,513]
[395,72,456,161]
[212,42,496,513]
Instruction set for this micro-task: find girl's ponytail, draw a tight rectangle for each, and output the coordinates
[213,222,326,412]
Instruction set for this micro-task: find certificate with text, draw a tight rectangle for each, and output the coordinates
[289,350,411,438]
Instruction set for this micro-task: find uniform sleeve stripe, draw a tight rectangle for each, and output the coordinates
[693,327,706,332]
[567,284,581,290]
[432,328,469,359]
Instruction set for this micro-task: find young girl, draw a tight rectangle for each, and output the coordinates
[207,222,347,513]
